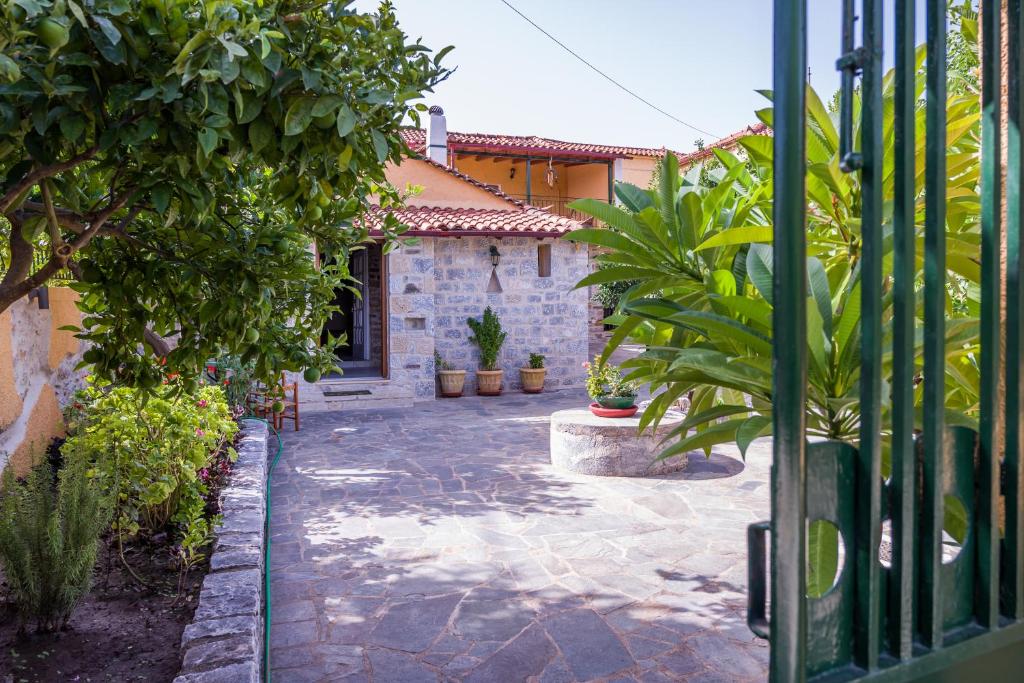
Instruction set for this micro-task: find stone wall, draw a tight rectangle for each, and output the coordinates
[0,288,87,476]
[175,419,268,683]
[431,236,589,394]
[298,235,590,407]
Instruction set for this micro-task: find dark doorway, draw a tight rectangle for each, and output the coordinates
[320,243,386,379]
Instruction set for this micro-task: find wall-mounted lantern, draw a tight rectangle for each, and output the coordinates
[489,245,501,268]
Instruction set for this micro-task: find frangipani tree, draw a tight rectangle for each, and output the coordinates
[571,54,983,463]
[0,0,450,386]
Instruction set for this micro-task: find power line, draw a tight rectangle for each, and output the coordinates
[496,0,721,140]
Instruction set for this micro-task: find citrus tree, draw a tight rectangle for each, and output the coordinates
[0,0,450,386]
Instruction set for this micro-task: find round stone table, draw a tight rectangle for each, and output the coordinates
[549,408,688,477]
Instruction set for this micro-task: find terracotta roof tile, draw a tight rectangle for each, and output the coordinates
[364,205,580,236]
[401,123,771,164]
[366,155,585,236]
[401,128,670,159]
[675,123,772,166]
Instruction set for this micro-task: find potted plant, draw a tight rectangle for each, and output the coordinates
[585,356,639,417]
[435,351,466,398]
[467,306,507,396]
[520,353,546,394]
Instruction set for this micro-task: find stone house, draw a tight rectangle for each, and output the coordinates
[301,108,768,410]
[301,152,591,411]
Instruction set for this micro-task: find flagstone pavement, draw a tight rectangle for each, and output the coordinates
[268,389,771,682]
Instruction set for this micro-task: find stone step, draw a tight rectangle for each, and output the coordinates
[303,397,414,412]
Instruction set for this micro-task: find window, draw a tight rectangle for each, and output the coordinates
[537,243,552,277]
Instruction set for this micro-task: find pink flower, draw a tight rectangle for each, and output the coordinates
[196,428,205,437]
[582,361,590,369]
[197,399,208,408]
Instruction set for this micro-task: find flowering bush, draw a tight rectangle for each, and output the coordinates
[62,378,238,561]
[584,356,638,399]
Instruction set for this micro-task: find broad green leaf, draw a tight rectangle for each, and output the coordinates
[198,127,218,156]
[370,129,389,162]
[695,226,773,251]
[746,244,773,305]
[807,256,832,338]
[614,182,653,212]
[284,97,315,136]
[807,519,840,598]
[736,415,772,457]
[336,105,357,136]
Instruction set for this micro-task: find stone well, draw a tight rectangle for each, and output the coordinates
[549,408,688,477]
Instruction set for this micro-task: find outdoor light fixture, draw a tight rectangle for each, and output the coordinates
[489,245,501,267]
[509,167,516,179]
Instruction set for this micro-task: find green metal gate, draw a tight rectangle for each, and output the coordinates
[749,1,1024,679]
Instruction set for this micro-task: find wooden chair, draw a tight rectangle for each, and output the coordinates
[247,373,300,432]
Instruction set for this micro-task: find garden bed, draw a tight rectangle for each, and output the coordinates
[0,427,238,682]
[0,533,208,682]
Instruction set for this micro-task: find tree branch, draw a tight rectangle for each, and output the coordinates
[0,192,133,314]
[0,145,101,215]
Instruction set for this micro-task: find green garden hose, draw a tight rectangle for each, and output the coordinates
[244,417,283,683]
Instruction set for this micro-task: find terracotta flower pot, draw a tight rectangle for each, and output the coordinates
[519,367,546,394]
[476,369,504,396]
[589,402,639,418]
[438,369,466,397]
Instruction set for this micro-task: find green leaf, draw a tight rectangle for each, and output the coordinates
[656,417,748,461]
[337,144,353,170]
[283,97,315,136]
[370,129,389,162]
[248,117,273,153]
[59,115,85,142]
[710,270,736,296]
[695,226,773,251]
[152,186,171,215]
[336,106,356,137]
[746,244,774,305]
[66,0,88,27]
[614,183,653,213]
[311,95,343,117]
[807,519,840,598]
[198,127,218,156]
[0,55,20,83]
[807,256,832,338]
[736,415,771,457]
[92,16,122,46]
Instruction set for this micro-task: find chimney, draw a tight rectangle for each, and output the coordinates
[426,105,448,166]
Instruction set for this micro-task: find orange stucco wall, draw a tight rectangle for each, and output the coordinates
[450,156,572,202]
[0,288,84,477]
[48,287,82,370]
[620,157,659,189]
[385,159,512,210]
[566,163,611,202]
[7,384,62,476]
[0,309,21,432]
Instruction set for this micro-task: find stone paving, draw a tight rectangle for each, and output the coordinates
[269,390,771,682]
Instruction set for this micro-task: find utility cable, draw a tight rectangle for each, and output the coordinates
[496,0,721,139]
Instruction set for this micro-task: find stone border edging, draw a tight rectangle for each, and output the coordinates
[174,419,268,683]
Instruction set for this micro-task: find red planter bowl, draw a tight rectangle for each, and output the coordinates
[589,402,639,418]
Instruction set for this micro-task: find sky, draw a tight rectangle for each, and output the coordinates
[355,1,932,153]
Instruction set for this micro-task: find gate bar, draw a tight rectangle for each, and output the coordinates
[771,0,808,679]
[889,0,917,662]
[856,0,884,670]
[978,0,1002,631]
[1007,0,1024,622]
[921,0,947,649]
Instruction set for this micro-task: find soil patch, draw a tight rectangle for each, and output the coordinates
[0,535,207,682]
